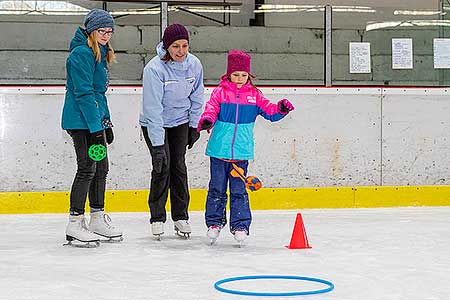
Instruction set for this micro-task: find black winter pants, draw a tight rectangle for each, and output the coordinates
[142,123,190,223]
[67,130,109,215]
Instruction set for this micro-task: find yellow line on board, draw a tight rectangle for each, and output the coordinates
[0,186,450,214]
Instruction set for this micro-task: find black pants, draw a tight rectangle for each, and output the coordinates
[68,130,109,215]
[142,123,190,223]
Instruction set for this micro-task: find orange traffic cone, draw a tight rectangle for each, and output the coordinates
[286,213,312,249]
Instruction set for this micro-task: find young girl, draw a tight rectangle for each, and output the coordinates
[197,49,294,245]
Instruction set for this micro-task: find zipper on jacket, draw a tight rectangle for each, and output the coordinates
[231,89,239,159]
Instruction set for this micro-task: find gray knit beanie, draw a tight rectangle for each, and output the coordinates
[84,9,115,34]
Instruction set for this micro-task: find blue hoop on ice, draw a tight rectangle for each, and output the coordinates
[214,275,334,297]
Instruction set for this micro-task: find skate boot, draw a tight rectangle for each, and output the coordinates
[174,220,191,239]
[233,229,248,247]
[89,211,123,242]
[151,222,164,240]
[207,225,221,245]
[64,214,100,248]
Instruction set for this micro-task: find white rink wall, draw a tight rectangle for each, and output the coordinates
[0,86,449,192]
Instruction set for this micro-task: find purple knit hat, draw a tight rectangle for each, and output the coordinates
[162,24,189,49]
[223,49,256,79]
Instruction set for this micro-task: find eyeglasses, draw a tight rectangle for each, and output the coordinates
[97,29,114,36]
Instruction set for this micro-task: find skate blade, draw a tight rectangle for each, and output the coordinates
[153,234,163,241]
[63,239,100,248]
[235,240,245,248]
[209,238,217,246]
[175,230,191,239]
[92,231,124,243]
[99,236,123,243]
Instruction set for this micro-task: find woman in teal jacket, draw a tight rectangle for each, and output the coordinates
[61,9,122,246]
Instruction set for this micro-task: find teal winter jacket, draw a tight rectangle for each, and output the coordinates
[61,27,112,133]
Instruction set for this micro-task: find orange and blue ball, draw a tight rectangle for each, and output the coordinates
[245,176,262,191]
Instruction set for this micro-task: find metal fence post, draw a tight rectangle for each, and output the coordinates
[325,5,332,87]
[160,2,168,38]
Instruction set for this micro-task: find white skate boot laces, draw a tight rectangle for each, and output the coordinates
[81,217,91,232]
[100,213,123,241]
[103,213,115,230]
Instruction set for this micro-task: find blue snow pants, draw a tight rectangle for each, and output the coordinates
[205,157,252,233]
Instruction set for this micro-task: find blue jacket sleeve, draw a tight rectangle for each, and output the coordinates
[142,65,165,146]
[188,60,205,128]
[70,48,102,133]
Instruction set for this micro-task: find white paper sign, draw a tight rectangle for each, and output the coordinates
[434,38,450,69]
[349,42,371,73]
[392,38,413,69]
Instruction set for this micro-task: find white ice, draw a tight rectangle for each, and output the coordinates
[0,207,449,300]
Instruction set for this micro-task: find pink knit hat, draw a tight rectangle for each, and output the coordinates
[223,49,255,79]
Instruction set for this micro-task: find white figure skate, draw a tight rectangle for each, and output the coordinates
[64,214,100,248]
[151,222,164,241]
[207,225,221,245]
[89,211,123,242]
[233,230,248,248]
[174,220,191,239]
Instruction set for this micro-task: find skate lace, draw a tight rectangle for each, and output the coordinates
[102,213,115,229]
[80,217,91,232]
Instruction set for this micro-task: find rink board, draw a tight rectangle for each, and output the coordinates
[1,186,450,213]
[1,86,450,213]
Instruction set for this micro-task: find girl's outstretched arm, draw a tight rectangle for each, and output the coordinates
[256,91,294,122]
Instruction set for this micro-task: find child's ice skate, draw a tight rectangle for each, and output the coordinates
[233,229,248,248]
[89,211,123,242]
[151,222,164,241]
[64,214,100,248]
[174,220,191,239]
[207,225,221,245]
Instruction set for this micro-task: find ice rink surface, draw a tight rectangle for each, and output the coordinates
[0,207,449,300]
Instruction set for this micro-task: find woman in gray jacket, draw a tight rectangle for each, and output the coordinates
[139,24,204,239]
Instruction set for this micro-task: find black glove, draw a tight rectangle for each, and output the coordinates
[187,127,200,149]
[152,145,167,173]
[197,118,213,132]
[90,130,106,146]
[105,128,114,144]
[277,99,295,114]
[88,130,107,161]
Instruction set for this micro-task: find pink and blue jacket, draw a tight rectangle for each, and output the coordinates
[201,78,287,160]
